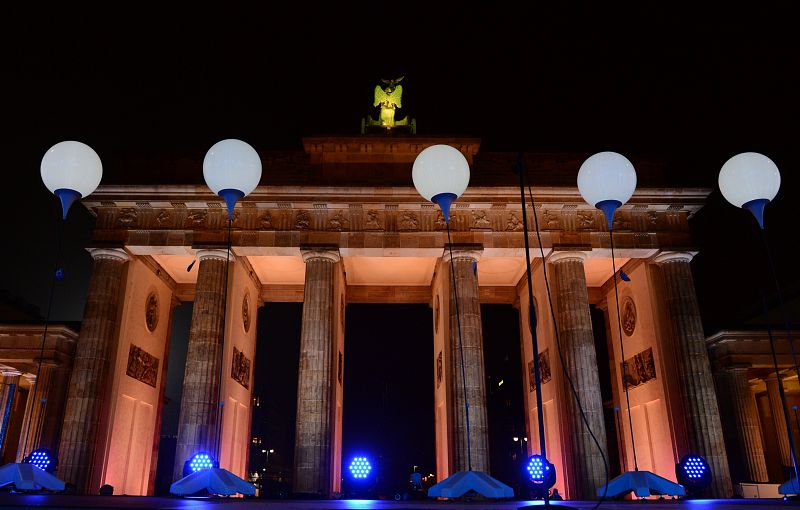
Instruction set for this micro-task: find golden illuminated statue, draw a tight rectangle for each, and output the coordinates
[363,77,416,133]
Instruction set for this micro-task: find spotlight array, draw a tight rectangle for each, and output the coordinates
[348,456,373,480]
[189,452,215,472]
[25,449,53,472]
[676,454,712,494]
[682,456,706,479]
[526,455,548,482]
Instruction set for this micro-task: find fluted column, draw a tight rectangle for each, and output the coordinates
[17,371,51,461]
[293,249,340,495]
[549,251,607,500]
[58,248,129,492]
[654,251,732,496]
[0,370,22,458]
[444,246,489,472]
[174,249,229,481]
[720,367,769,481]
[765,374,792,468]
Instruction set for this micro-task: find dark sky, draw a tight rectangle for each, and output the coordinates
[2,2,798,493]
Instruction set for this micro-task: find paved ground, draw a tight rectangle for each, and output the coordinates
[1,495,799,510]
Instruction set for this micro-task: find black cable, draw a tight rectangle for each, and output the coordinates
[525,178,609,509]
[760,291,800,487]
[21,216,66,460]
[446,223,472,471]
[609,226,639,471]
[213,218,233,460]
[515,158,549,505]
[759,229,800,391]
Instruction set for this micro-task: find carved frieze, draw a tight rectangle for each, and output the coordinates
[506,212,523,231]
[622,296,636,336]
[528,349,551,392]
[231,347,251,389]
[126,344,159,388]
[145,292,159,332]
[399,212,419,230]
[295,210,311,230]
[117,208,138,227]
[472,210,491,229]
[242,293,251,333]
[328,210,349,231]
[365,210,382,230]
[622,347,656,389]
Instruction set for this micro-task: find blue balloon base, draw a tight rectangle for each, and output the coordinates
[596,199,622,231]
[54,189,81,220]
[218,189,245,220]
[743,198,769,230]
[432,193,457,224]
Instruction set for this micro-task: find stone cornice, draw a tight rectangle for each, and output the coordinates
[83,184,711,213]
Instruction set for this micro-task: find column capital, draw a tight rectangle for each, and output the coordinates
[763,372,786,382]
[88,248,130,262]
[22,373,37,384]
[301,247,341,263]
[196,249,229,261]
[548,250,588,264]
[442,244,483,263]
[1,369,22,377]
[653,250,697,265]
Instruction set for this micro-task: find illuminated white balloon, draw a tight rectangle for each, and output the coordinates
[577,151,637,229]
[203,139,262,219]
[41,141,103,218]
[412,144,470,223]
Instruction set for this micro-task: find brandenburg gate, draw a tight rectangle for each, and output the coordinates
[8,136,735,498]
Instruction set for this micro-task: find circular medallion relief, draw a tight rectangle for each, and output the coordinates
[242,293,251,333]
[434,294,440,334]
[145,292,159,332]
[621,296,637,337]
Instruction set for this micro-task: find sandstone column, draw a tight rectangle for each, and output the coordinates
[293,248,340,495]
[174,249,229,481]
[654,251,732,496]
[549,251,607,499]
[444,246,489,472]
[718,367,769,482]
[58,248,129,492]
[765,374,793,468]
[0,370,22,458]
[17,371,50,461]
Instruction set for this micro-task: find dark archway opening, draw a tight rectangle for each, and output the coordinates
[342,304,434,498]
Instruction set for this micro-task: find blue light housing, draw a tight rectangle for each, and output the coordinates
[348,456,373,480]
[676,454,712,494]
[524,454,556,491]
[24,448,56,472]
[183,452,218,477]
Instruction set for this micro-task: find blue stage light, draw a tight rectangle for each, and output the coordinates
[524,454,556,499]
[348,456,373,480]
[24,448,56,472]
[676,454,712,494]
[183,452,218,477]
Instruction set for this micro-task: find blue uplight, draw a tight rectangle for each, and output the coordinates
[348,456,373,480]
[25,449,55,472]
[676,454,712,494]
[524,454,556,499]
[190,453,215,472]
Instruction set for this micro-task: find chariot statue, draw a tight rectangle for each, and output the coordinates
[362,76,416,134]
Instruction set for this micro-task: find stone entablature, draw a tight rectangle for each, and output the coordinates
[707,330,799,370]
[83,185,708,254]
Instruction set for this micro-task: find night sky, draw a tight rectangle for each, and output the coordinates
[1,3,798,494]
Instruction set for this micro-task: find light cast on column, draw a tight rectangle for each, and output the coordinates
[719,367,769,482]
[549,250,608,500]
[173,249,229,481]
[654,251,733,496]
[293,248,341,495]
[57,248,130,493]
[444,246,489,473]
[765,374,793,468]
[0,370,22,458]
